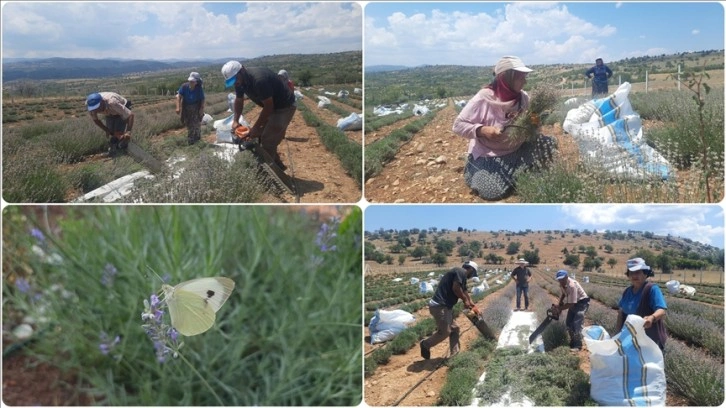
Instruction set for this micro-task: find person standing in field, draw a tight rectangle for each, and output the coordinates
[86,92,134,156]
[553,270,590,352]
[175,72,206,145]
[420,261,480,360]
[615,257,668,350]
[278,69,295,93]
[585,58,613,98]
[452,56,557,200]
[221,61,296,171]
[510,258,532,311]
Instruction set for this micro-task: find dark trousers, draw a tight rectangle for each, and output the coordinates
[515,285,529,309]
[421,305,460,355]
[566,300,589,349]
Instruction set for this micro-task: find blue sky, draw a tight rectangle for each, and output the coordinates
[364,2,725,66]
[1,2,362,60]
[363,204,725,248]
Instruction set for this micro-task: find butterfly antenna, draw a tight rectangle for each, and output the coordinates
[145,266,168,298]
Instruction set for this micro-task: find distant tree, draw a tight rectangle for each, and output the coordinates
[437,87,446,98]
[604,244,614,253]
[412,246,428,259]
[523,249,540,265]
[385,255,394,265]
[432,252,447,267]
[585,246,598,258]
[298,69,313,86]
[564,254,580,268]
[657,253,674,274]
[506,241,522,255]
[398,254,407,266]
[607,258,618,269]
[436,239,455,255]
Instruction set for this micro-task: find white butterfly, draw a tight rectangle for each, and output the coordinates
[161,277,235,336]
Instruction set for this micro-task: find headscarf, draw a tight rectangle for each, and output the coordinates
[488,70,525,103]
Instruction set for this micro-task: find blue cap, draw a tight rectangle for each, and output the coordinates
[225,76,237,88]
[555,270,568,280]
[86,93,102,111]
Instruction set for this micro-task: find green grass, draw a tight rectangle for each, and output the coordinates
[2,206,362,406]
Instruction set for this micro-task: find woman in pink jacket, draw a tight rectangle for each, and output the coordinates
[452,56,557,200]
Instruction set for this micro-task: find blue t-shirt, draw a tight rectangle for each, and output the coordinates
[619,283,667,315]
[178,82,205,105]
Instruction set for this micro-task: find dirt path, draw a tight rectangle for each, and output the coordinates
[364,103,579,203]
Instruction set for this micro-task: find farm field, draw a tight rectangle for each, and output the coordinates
[364,60,724,204]
[2,87,363,203]
[364,229,724,406]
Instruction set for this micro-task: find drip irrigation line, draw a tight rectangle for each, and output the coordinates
[283,136,300,203]
[391,357,448,407]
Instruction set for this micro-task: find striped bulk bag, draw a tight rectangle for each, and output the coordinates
[582,314,667,406]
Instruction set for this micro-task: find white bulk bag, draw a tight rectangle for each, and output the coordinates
[562,82,673,181]
[369,309,416,344]
[419,281,434,294]
[665,280,680,294]
[214,114,250,144]
[583,315,666,406]
[317,96,331,108]
[336,113,362,131]
[410,277,420,285]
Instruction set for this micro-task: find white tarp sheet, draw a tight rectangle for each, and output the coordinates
[562,82,673,180]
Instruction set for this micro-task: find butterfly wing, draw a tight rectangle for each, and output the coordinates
[174,277,235,312]
[167,289,216,336]
[166,277,235,336]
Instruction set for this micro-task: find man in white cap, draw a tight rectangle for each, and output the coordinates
[221,61,296,171]
[420,261,480,359]
[86,92,134,155]
[553,270,590,351]
[452,55,557,200]
[510,258,532,311]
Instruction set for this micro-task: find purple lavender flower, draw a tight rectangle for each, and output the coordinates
[99,332,121,356]
[30,228,45,243]
[101,263,118,287]
[15,278,31,294]
[141,293,182,363]
[315,219,340,252]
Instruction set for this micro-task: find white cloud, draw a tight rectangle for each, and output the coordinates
[560,205,724,247]
[692,29,701,35]
[365,3,617,66]
[2,2,361,59]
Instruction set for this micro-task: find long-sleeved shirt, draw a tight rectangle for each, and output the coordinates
[585,64,613,84]
[90,92,131,120]
[452,88,530,159]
